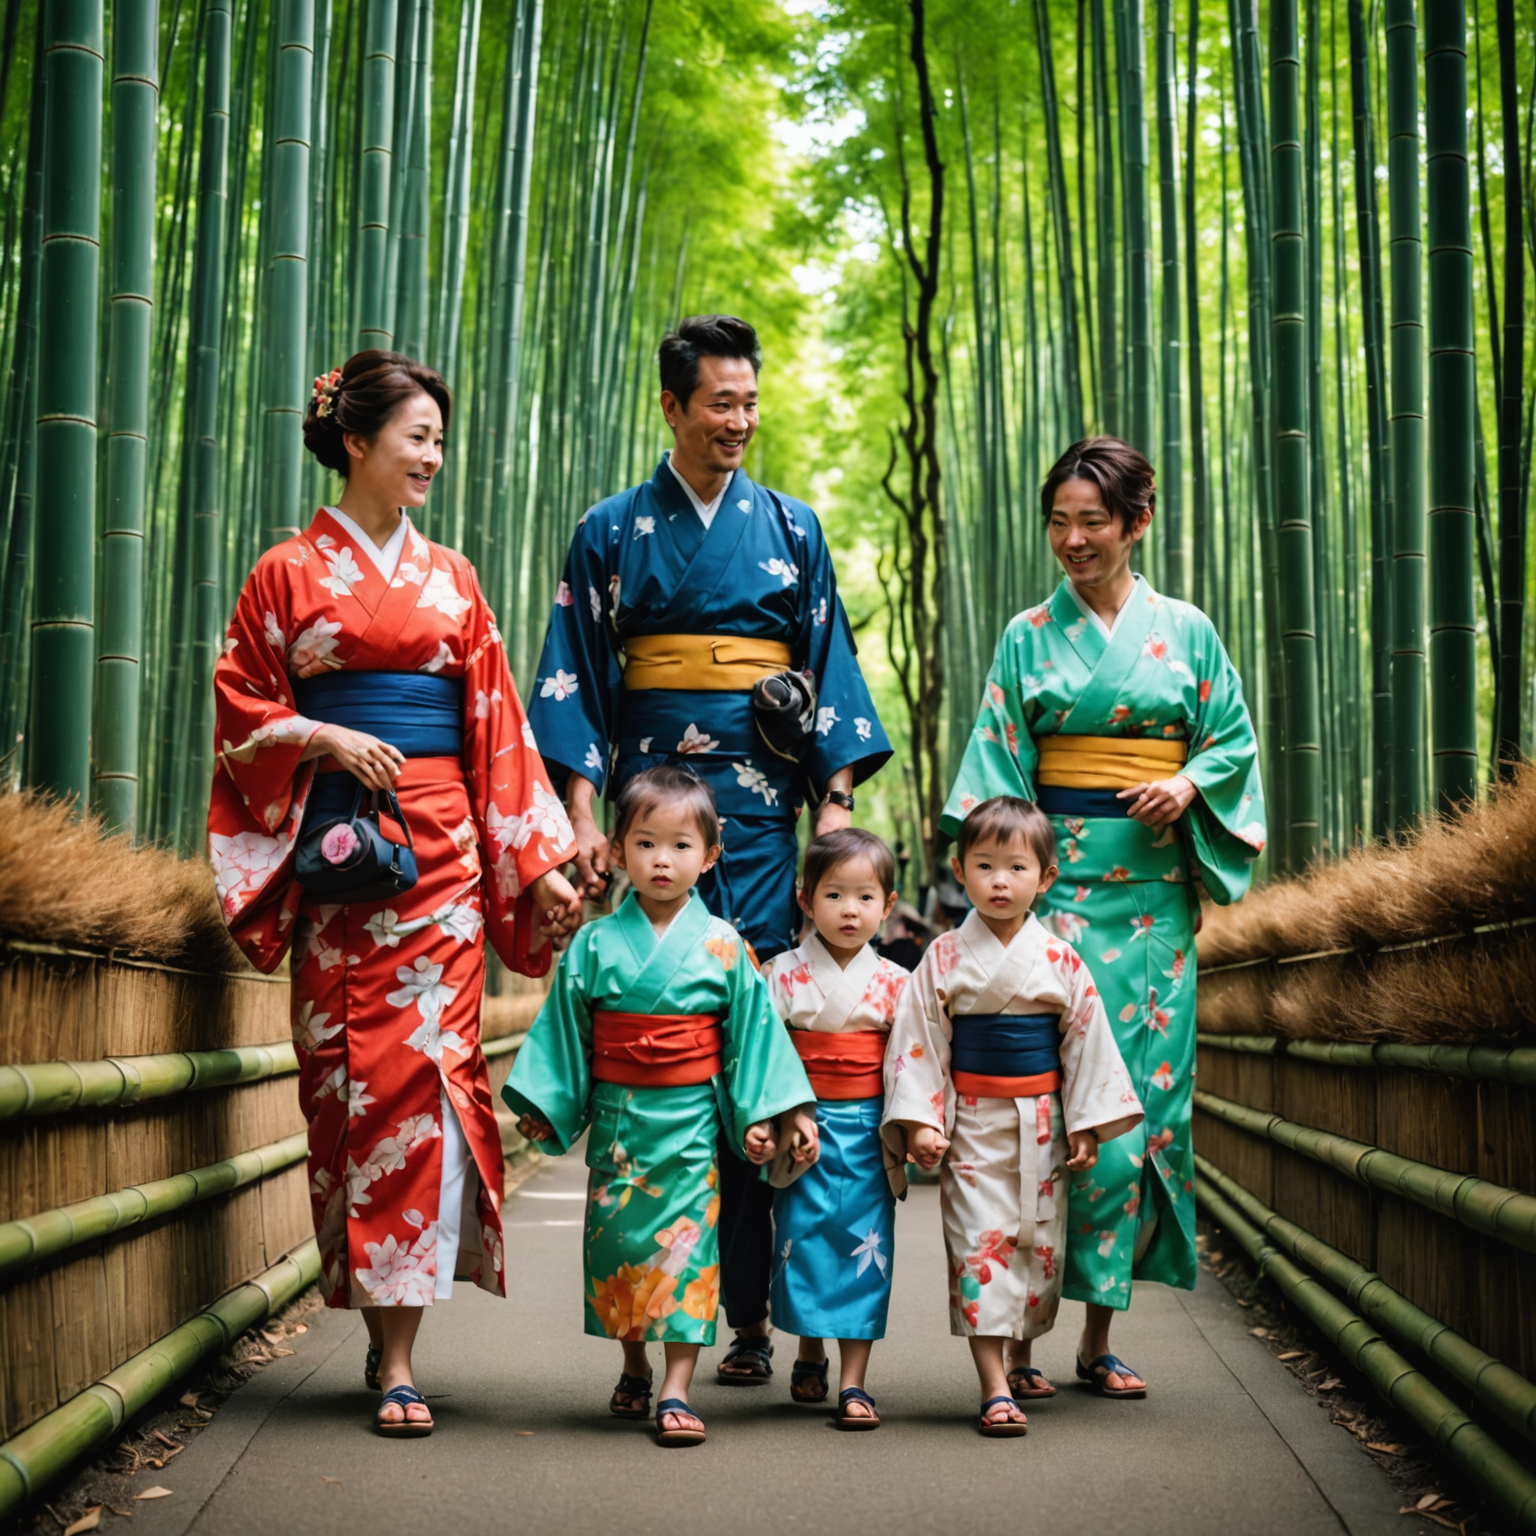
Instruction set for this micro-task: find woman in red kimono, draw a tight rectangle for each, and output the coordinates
[208,351,582,1436]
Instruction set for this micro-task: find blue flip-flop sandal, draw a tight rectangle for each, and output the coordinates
[836,1387,880,1430]
[1076,1352,1148,1398]
[790,1357,829,1403]
[655,1397,706,1447]
[375,1383,433,1437]
[978,1394,1028,1437]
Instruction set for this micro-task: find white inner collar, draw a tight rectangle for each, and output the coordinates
[1066,572,1141,639]
[664,452,727,530]
[326,506,409,581]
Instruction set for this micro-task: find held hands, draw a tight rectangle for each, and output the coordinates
[517,1112,555,1143]
[782,1108,821,1168]
[907,1123,950,1171]
[528,869,585,951]
[301,722,405,792]
[1116,773,1197,830]
[743,1120,779,1165]
[1065,1129,1100,1172]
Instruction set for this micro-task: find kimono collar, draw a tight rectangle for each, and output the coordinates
[802,927,879,1000]
[1063,572,1145,640]
[322,505,411,581]
[956,907,1046,972]
[611,886,712,959]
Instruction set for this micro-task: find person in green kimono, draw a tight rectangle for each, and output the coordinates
[941,437,1265,1400]
[505,766,815,1447]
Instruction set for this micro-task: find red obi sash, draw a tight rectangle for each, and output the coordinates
[591,1010,724,1087]
[951,1067,1062,1099]
[791,1029,888,1101]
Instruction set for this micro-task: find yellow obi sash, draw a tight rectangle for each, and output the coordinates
[621,633,792,691]
[1036,733,1188,789]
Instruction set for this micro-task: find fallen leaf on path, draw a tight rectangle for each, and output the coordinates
[1415,1494,1442,1511]
[1250,1327,1273,1339]
[293,1324,308,1334]
[1278,1351,1307,1361]
[178,1392,200,1409]
[271,1347,295,1357]
[63,1508,102,1535]
[1236,1298,1254,1307]
[320,1476,342,1485]
[1366,1442,1404,1455]
[106,1506,133,1519]
[134,1488,173,1501]
[513,1431,535,1436]
[1317,1378,1343,1391]
[152,1431,182,1450]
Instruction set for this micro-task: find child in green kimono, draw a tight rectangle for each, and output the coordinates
[505,766,815,1448]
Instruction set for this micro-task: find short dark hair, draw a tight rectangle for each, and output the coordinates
[801,828,897,902]
[1040,436,1156,534]
[658,315,761,408]
[302,350,451,478]
[955,796,1057,871]
[611,766,721,848]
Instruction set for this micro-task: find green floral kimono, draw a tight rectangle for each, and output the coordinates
[502,890,813,1343]
[941,576,1264,1309]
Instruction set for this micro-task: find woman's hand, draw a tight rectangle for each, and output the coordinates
[743,1120,779,1164]
[1066,1129,1100,1172]
[289,645,339,680]
[782,1108,821,1166]
[300,722,405,791]
[565,773,610,900]
[517,1112,555,1143]
[529,869,584,950]
[907,1123,950,1170]
[1116,773,1197,830]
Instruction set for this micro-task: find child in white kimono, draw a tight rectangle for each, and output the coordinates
[882,796,1142,1437]
[762,829,910,1430]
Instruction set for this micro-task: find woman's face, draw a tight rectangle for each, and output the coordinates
[345,389,444,506]
[1046,475,1152,590]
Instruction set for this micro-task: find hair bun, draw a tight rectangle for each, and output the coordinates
[299,350,452,479]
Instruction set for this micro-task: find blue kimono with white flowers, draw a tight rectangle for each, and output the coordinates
[529,457,891,958]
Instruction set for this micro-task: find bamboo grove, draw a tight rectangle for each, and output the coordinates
[0,0,1528,888]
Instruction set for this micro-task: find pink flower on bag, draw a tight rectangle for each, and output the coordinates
[321,824,359,865]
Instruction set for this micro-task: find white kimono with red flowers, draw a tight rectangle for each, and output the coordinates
[881,912,1142,1339]
[209,508,573,1307]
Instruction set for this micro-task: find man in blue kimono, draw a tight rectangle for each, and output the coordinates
[529,314,891,1385]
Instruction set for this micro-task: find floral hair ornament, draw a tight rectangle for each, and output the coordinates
[312,367,344,418]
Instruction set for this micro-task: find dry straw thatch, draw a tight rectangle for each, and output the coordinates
[1197,764,1536,966]
[0,790,247,973]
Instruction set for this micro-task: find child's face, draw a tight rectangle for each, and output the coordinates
[612,808,720,903]
[951,835,1057,922]
[799,856,897,952]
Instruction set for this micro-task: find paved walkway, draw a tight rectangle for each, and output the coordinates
[127,1150,1406,1536]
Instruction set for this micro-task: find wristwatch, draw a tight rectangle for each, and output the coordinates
[821,790,855,813]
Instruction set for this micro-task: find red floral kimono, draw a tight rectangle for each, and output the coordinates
[209,509,574,1307]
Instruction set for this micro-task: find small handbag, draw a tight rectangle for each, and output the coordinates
[750,668,819,766]
[295,781,418,902]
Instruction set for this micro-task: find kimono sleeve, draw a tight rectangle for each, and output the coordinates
[878,949,953,1193]
[1052,942,1143,1145]
[461,566,576,977]
[1178,617,1268,905]
[207,557,322,971]
[939,619,1041,840]
[715,931,815,1157]
[500,939,595,1155]
[784,495,892,792]
[526,509,624,794]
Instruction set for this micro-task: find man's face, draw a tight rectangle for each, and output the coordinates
[662,354,759,476]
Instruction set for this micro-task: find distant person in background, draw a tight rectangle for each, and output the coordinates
[942,436,1264,1401]
[208,351,582,1437]
[528,315,891,1385]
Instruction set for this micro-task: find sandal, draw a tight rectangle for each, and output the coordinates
[836,1386,880,1430]
[364,1346,383,1392]
[1007,1364,1057,1399]
[790,1357,829,1404]
[1076,1352,1148,1399]
[978,1394,1028,1438]
[610,1370,653,1419]
[655,1397,706,1448]
[716,1332,773,1385]
[375,1384,434,1437]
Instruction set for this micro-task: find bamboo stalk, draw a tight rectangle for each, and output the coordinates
[355,0,396,348]
[25,0,106,805]
[1118,0,1153,457]
[1195,1031,1536,1087]
[1154,0,1182,593]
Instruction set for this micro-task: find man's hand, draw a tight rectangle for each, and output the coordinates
[1117,773,1197,830]
[813,799,852,836]
[566,773,611,900]
[906,1123,950,1170]
[744,1120,779,1164]
[1066,1129,1100,1172]
[517,1112,555,1143]
[528,869,584,952]
[782,1108,820,1166]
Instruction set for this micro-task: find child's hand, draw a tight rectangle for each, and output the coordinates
[744,1120,778,1164]
[907,1124,950,1170]
[783,1108,820,1166]
[517,1112,555,1143]
[1066,1129,1099,1171]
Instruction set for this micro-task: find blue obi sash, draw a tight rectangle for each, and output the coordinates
[950,1013,1062,1079]
[294,672,463,757]
[1035,785,1131,819]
